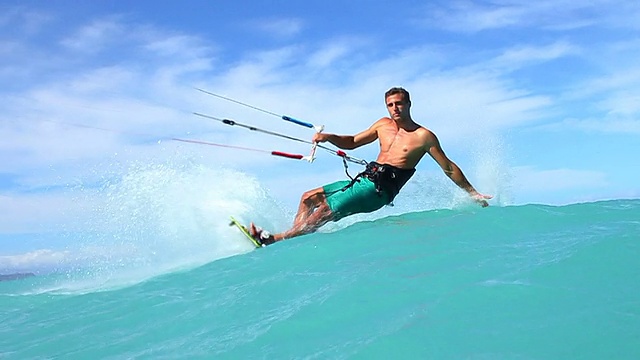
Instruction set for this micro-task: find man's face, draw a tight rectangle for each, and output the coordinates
[385,93,410,121]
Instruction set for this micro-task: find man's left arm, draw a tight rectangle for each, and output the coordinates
[426,134,492,207]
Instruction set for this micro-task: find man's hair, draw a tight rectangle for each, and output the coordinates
[385,87,411,103]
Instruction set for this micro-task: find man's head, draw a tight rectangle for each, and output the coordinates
[385,87,411,122]
[385,87,410,104]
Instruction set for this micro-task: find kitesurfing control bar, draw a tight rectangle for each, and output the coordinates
[194,112,366,165]
[193,88,370,165]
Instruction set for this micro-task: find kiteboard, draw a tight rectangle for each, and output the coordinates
[229,216,264,248]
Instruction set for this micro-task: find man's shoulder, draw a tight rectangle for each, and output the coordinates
[375,117,394,125]
[413,126,439,148]
[415,125,436,137]
[369,117,395,130]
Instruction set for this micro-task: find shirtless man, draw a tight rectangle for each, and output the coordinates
[250,87,492,245]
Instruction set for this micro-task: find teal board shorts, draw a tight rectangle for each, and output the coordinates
[323,177,391,221]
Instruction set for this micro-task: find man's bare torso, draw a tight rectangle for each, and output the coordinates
[374,117,431,169]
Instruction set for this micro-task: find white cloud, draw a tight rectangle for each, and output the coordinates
[599,93,640,117]
[0,6,52,33]
[307,40,352,68]
[60,17,126,52]
[551,68,640,135]
[420,0,639,33]
[144,34,215,63]
[406,71,552,137]
[0,249,70,271]
[489,41,581,71]
[574,68,640,98]
[250,18,304,38]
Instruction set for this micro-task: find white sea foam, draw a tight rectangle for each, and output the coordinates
[1,158,294,293]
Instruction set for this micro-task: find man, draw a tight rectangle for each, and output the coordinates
[250,87,491,245]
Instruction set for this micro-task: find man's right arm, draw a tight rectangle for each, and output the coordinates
[312,118,386,150]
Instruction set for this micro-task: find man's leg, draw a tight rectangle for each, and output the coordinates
[250,187,334,243]
[277,200,333,240]
[293,187,327,226]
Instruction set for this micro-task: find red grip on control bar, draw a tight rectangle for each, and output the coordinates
[271,151,304,160]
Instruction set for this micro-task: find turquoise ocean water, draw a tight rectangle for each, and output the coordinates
[0,164,639,359]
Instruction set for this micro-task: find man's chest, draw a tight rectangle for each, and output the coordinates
[379,130,422,153]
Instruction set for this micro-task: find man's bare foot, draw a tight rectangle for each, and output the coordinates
[249,222,275,245]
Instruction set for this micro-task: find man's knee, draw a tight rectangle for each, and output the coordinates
[301,188,325,203]
[301,202,334,232]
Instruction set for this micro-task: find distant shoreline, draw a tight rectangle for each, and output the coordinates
[0,273,35,281]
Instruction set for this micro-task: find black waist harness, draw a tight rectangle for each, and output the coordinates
[340,161,416,204]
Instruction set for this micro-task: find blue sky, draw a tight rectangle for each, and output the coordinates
[1,1,639,263]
